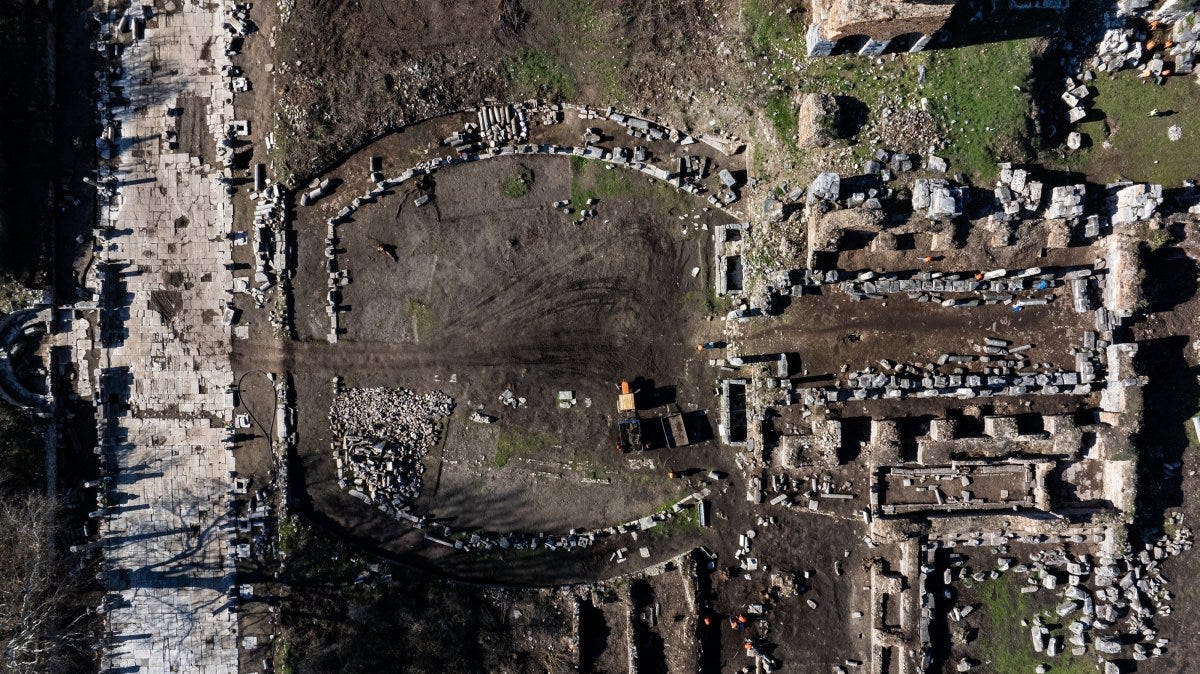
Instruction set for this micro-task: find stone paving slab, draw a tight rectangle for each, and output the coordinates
[95,3,239,672]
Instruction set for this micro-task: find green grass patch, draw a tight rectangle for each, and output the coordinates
[568,156,691,215]
[516,0,629,102]
[404,298,435,337]
[765,93,799,151]
[1068,73,1200,186]
[505,49,577,100]
[278,515,302,557]
[684,287,731,316]
[794,33,1037,181]
[502,165,534,199]
[647,505,701,540]
[743,0,807,76]
[922,39,1037,181]
[975,574,1096,674]
[495,426,559,468]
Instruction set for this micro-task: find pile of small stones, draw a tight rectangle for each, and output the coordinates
[944,516,1193,672]
[330,387,453,510]
[330,387,453,442]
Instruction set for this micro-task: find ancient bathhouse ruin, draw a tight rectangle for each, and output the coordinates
[710,154,1171,672]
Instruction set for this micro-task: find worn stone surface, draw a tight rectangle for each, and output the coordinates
[809,0,957,41]
[95,3,239,672]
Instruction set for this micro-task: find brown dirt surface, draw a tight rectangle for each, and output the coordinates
[273,0,753,181]
[1123,236,1200,673]
[740,289,1094,386]
[250,136,748,583]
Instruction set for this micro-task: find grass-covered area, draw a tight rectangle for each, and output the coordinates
[1069,73,1200,187]
[404,299,435,338]
[568,156,693,214]
[743,0,807,67]
[504,49,577,101]
[921,39,1037,182]
[517,0,628,103]
[274,635,298,674]
[741,0,807,151]
[495,426,559,468]
[501,164,535,199]
[765,93,799,152]
[683,286,731,316]
[788,16,1043,182]
[646,503,702,540]
[973,574,1096,674]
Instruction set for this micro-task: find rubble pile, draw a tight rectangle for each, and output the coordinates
[777,264,1097,307]
[422,489,709,556]
[315,101,746,248]
[1109,182,1164,226]
[244,183,287,325]
[763,471,857,512]
[1075,9,1200,143]
[811,331,1096,404]
[331,388,453,511]
[937,519,1193,669]
[993,164,1044,221]
[912,178,963,221]
[1045,184,1088,221]
[1165,13,1200,75]
[1060,75,1095,125]
[1094,27,1145,73]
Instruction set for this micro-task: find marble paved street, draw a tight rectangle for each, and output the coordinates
[95,3,239,672]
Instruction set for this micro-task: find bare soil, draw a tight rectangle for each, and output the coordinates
[274,0,754,182]
[242,138,747,583]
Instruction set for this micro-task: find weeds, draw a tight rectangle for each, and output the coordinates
[743,0,807,71]
[495,426,558,468]
[404,299,435,337]
[1069,73,1200,186]
[502,165,535,198]
[765,93,799,151]
[505,49,576,100]
[568,157,691,214]
[975,574,1094,674]
[922,39,1037,181]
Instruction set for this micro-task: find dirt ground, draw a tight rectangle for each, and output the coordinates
[738,286,1095,384]
[706,507,870,672]
[274,0,752,183]
[1124,233,1200,672]
[253,138,750,580]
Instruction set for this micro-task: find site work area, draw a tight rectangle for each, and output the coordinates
[11,0,1200,673]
